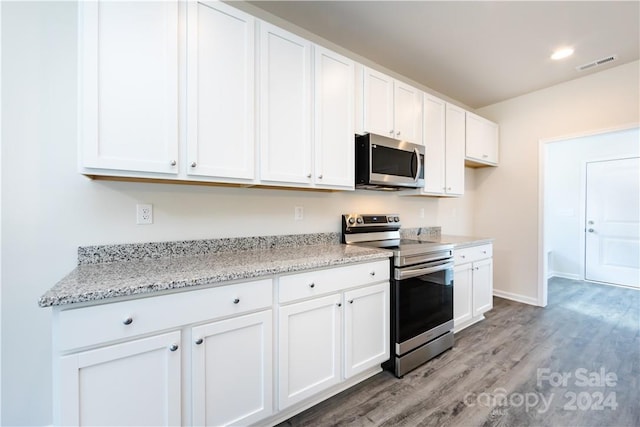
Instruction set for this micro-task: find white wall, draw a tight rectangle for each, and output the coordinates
[546,127,639,280]
[475,60,640,304]
[0,2,476,425]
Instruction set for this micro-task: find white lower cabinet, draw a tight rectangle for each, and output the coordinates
[344,283,390,378]
[53,261,390,426]
[277,260,390,411]
[191,310,273,426]
[58,331,182,426]
[453,243,494,332]
[278,294,343,409]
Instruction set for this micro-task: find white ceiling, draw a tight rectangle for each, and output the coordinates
[249,1,640,109]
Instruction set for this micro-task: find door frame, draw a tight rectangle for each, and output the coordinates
[538,122,639,307]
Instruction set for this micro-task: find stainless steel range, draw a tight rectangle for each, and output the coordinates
[342,214,455,378]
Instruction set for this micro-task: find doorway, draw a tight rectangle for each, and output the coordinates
[585,157,640,287]
[540,126,640,306]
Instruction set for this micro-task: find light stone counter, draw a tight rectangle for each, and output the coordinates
[416,234,494,249]
[39,234,392,308]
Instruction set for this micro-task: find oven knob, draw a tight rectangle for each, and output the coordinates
[394,216,400,222]
[356,217,363,224]
[348,217,355,225]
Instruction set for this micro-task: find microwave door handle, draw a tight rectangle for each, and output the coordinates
[395,261,454,280]
[413,147,422,183]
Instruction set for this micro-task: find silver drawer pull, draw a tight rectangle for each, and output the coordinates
[309,283,315,288]
[169,344,179,352]
[233,298,240,304]
[370,271,376,276]
[195,338,203,345]
[123,317,133,325]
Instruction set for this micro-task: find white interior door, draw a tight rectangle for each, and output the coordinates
[585,157,640,287]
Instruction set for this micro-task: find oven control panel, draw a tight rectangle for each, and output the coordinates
[342,214,401,229]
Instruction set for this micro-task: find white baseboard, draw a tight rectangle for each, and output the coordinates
[548,272,582,281]
[493,289,539,306]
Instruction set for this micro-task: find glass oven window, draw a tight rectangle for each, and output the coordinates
[394,268,453,344]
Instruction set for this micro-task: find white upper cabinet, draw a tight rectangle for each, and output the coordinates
[259,22,313,185]
[361,67,422,144]
[393,81,423,144]
[362,67,395,138]
[444,103,466,196]
[186,1,255,181]
[79,1,180,175]
[314,46,355,189]
[466,112,499,166]
[422,94,447,195]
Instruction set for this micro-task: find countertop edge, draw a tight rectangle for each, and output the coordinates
[39,248,392,308]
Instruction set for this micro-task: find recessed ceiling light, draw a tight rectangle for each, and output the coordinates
[551,47,574,60]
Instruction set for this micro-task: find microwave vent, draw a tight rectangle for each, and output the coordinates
[576,54,618,72]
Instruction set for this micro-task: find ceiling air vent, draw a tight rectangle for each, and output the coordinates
[576,55,618,72]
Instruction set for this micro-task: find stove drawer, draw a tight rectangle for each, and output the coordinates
[279,260,389,304]
[454,243,492,265]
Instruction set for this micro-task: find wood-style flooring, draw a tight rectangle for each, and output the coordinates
[278,278,640,427]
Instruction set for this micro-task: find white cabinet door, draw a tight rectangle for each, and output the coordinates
[393,81,423,144]
[314,46,355,189]
[278,294,342,409]
[191,310,273,427]
[445,103,466,196]
[58,331,181,426]
[259,22,312,185]
[423,94,446,195]
[453,263,473,330]
[344,283,389,378]
[79,1,179,174]
[466,112,499,166]
[187,1,255,181]
[362,67,395,138]
[472,258,494,316]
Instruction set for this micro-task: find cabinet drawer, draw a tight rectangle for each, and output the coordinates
[56,279,272,351]
[279,260,389,304]
[454,243,492,265]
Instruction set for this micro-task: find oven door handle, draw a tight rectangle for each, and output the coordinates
[395,261,454,280]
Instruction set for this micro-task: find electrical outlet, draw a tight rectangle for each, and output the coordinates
[294,206,304,221]
[136,204,153,225]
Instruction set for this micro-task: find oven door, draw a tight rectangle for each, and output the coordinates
[392,261,454,356]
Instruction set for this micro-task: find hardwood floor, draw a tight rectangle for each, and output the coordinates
[277,278,640,427]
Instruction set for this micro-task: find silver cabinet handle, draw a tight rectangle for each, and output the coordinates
[307,173,312,178]
[318,174,323,179]
[195,338,203,345]
[482,250,487,254]
[191,162,197,168]
[588,228,595,233]
[309,283,315,288]
[397,131,401,136]
[348,299,354,304]
[336,302,342,307]
[233,298,240,304]
[123,317,133,325]
[170,160,176,166]
[389,130,394,135]
[370,271,376,276]
[169,344,179,352]
[461,255,466,259]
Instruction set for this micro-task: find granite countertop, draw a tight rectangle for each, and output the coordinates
[417,234,494,249]
[39,243,392,308]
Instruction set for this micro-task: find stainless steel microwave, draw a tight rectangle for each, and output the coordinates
[355,133,425,190]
